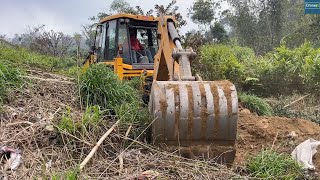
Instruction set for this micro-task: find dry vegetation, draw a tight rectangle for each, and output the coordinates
[0,69,242,179]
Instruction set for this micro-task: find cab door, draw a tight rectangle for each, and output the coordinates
[117,20,131,64]
[105,20,117,60]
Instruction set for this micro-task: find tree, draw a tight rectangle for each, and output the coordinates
[33,30,73,57]
[182,30,208,52]
[0,34,6,40]
[154,0,186,28]
[224,0,288,54]
[188,0,219,27]
[90,0,186,27]
[73,33,82,61]
[109,0,138,14]
[206,22,229,43]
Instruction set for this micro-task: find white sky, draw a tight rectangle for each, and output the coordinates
[0,0,200,38]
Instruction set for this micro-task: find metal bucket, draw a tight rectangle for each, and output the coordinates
[149,80,238,163]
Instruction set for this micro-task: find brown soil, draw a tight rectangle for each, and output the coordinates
[236,109,320,172]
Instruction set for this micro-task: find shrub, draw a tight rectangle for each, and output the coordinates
[239,93,272,116]
[247,150,303,179]
[79,64,149,123]
[58,107,76,133]
[197,42,320,96]
[257,42,320,95]
[198,44,245,83]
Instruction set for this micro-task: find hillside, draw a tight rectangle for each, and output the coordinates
[0,67,318,179]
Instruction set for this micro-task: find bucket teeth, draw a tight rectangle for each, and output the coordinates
[149,80,238,163]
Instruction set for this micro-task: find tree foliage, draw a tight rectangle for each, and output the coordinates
[221,0,320,54]
[206,22,229,43]
[91,0,186,27]
[110,0,139,14]
[154,0,186,27]
[188,0,219,26]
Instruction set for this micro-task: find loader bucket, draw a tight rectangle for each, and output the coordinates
[149,80,238,164]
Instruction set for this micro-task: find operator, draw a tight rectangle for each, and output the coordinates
[129,28,144,52]
[129,28,149,63]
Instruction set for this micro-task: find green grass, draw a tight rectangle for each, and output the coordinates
[57,105,103,134]
[247,150,303,179]
[0,42,76,72]
[51,168,79,180]
[0,61,23,104]
[239,93,273,116]
[79,64,149,124]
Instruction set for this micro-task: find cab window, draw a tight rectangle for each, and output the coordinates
[106,20,117,60]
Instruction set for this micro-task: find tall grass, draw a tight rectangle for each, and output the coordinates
[0,61,22,103]
[0,43,76,72]
[79,64,149,124]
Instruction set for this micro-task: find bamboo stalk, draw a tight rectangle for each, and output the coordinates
[79,120,120,170]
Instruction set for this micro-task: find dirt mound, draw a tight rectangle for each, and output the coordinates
[236,109,320,171]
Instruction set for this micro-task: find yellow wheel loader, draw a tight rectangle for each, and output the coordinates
[83,13,238,163]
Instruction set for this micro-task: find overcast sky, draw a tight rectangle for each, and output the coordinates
[0,0,199,38]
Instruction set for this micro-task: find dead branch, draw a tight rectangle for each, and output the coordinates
[6,121,34,127]
[79,120,120,170]
[283,94,311,108]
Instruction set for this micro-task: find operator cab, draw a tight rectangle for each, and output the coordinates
[95,17,158,70]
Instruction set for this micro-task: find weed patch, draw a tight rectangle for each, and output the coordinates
[79,64,149,124]
[239,93,272,116]
[57,106,103,134]
[247,149,303,179]
[0,61,23,104]
[51,168,79,180]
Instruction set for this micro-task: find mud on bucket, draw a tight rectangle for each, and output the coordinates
[149,80,238,164]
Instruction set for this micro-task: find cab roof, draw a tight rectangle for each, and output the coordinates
[100,14,159,23]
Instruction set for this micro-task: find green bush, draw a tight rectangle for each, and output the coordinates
[0,61,22,103]
[198,44,245,83]
[79,64,149,123]
[198,42,320,96]
[255,42,320,95]
[239,93,272,116]
[247,150,303,179]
